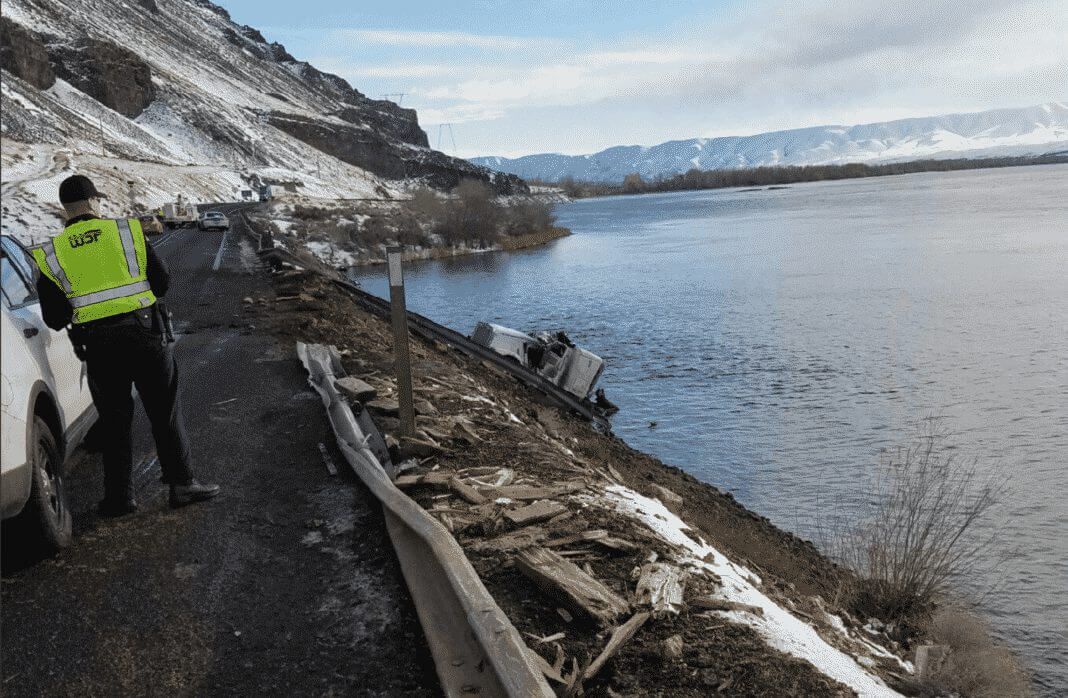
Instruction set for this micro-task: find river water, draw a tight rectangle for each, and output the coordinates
[352,165,1068,693]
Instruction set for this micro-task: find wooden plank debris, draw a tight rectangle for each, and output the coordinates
[449,476,488,505]
[577,611,650,686]
[317,442,338,476]
[544,529,638,553]
[691,597,764,616]
[504,500,568,526]
[515,546,630,626]
[530,631,566,644]
[394,472,452,488]
[470,526,547,553]
[480,481,586,501]
[633,563,687,616]
[526,648,567,685]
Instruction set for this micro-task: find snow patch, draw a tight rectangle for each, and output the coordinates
[598,485,905,697]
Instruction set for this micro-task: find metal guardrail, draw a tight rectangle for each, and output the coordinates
[296,342,554,698]
[331,278,613,433]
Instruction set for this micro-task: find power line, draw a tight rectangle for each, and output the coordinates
[381,93,406,105]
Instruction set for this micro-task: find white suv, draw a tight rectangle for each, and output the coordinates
[1,234,96,553]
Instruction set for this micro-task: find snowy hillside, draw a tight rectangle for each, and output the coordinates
[0,0,521,243]
[471,103,1068,182]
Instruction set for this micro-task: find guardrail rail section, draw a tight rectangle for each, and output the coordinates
[297,342,554,698]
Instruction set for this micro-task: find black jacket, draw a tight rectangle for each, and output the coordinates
[36,214,171,331]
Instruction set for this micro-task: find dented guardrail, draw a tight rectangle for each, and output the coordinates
[296,342,554,698]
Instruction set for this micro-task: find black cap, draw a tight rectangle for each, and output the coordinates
[58,175,107,204]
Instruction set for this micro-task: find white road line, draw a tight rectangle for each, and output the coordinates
[212,226,229,271]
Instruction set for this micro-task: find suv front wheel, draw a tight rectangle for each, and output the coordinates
[11,416,73,554]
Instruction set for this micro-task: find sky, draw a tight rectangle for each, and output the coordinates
[216,0,1068,158]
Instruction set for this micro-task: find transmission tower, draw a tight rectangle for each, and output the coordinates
[381,93,406,105]
[436,123,457,154]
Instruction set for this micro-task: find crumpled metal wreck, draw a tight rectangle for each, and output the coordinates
[471,322,612,408]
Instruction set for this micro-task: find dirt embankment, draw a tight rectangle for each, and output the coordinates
[241,238,917,697]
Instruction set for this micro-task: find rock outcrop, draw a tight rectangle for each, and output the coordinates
[49,37,155,118]
[1,0,527,196]
[0,17,55,90]
[269,111,524,194]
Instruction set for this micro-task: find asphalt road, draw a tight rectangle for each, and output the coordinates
[1,206,438,695]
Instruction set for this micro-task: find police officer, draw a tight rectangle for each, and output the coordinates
[33,175,219,517]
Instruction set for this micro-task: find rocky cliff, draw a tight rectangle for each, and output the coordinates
[0,0,522,195]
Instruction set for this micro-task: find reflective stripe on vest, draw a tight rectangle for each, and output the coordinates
[68,279,152,308]
[116,218,141,278]
[40,240,73,294]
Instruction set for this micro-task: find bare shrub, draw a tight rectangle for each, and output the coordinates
[911,606,1030,697]
[827,420,1001,625]
[504,199,556,237]
[439,178,502,248]
[407,186,444,221]
[358,216,393,250]
[318,220,359,249]
[290,204,332,221]
[393,210,430,248]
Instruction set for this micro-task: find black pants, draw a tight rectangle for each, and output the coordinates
[83,313,194,501]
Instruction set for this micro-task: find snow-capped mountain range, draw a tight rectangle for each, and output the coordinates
[471,103,1068,183]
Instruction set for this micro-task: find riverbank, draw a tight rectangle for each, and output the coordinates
[247,194,571,269]
[350,225,572,267]
[251,242,923,696]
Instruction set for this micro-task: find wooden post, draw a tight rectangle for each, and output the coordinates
[387,246,416,437]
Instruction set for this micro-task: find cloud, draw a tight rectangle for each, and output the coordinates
[300,0,1068,153]
[426,1,1065,117]
[331,29,543,50]
[341,63,467,79]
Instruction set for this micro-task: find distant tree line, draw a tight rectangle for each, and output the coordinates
[533,153,1068,198]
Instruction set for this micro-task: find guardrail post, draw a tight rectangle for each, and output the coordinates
[387,246,416,437]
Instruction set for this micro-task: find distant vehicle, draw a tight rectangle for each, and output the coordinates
[162,202,198,228]
[198,210,229,231]
[1,235,96,553]
[139,214,164,235]
[240,189,253,201]
[471,322,605,400]
[258,185,280,202]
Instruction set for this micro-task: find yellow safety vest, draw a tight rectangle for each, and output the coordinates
[32,218,157,324]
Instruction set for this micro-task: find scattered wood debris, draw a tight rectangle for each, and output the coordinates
[576,611,651,688]
[691,597,765,617]
[633,562,687,616]
[470,526,547,553]
[504,500,568,526]
[479,481,586,501]
[317,442,338,476]
[515,546,631,627]
[544,529,638,553]
[448,476,487,505]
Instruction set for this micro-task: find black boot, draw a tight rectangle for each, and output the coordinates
[169,479,220,508]
[97,498,138,518]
